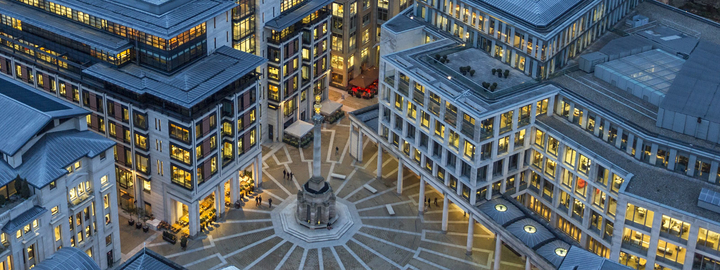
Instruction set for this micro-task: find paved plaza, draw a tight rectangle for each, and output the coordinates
[118,117,526,270]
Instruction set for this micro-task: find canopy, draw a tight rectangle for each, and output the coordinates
[284,120,314,139]
[320,100,343,116]
[348,67,379,88]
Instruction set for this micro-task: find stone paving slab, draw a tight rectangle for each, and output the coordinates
[322,247,340,269]
[277,245,305,270]
[248,240,294,269]
[346,240,399,270]
[116,119,528,270]
[303,248,319,270]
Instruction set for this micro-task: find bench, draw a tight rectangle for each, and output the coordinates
[364,184,377,194]
[330,173,346,180]
[386,204,395,216]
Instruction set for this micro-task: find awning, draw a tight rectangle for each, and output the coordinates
[284,120,314,138]
[320,100,343,116]
[348,67,379,88]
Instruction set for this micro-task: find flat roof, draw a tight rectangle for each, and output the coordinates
[596,49,684,97]
[48,0,235,39]
[382,39,557,116]
[264,0,333,31]
[550,71,720,154]
[0,77,88,156]
[83,46,266,109]
[537,115,720,224]
[0,0,131,54]
[661,40,720,121]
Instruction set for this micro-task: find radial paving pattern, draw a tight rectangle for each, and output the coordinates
[121,117,526,270]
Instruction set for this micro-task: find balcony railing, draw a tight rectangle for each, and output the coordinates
[384,74,395,86]
[621,239,649,255]
[461,122,474,137]
[69,190,93,208]
[398,81,409,96]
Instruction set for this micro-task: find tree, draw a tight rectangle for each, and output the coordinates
[13,176,22,195]
[20,181,30,199]
[504,69,510,78]
[492,69,497,75]
[482,82,490,88]
[470,70,476,77]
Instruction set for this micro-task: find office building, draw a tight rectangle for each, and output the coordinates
[0,78,121,269]
[349,1,720,269]
[232,0,339,145]
[0,0,266,237]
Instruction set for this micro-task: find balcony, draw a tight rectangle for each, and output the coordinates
[69,190,94,209]
[461,122,474,138]
[621,239,649,255]
[655,256,683,269]
[398,81,409,96]
[412,91,424,106]
[625,219,652,233]
[384,74,395,86]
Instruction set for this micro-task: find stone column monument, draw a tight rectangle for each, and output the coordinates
[296,95,337,228]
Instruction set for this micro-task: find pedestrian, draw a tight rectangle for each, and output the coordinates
[258,196,262,207]
[269,198,273,208]
[290,172,294,181]
[434,198,438,206]
[283,169,287,179]
[255,196,259,206]
[427,198,431,209]
[335,146,339,156]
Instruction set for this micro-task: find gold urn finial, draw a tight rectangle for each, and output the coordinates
[314,95,322,115]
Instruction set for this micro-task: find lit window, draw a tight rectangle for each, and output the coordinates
[54,226,61,241]
[24,224,30,233]
[32,219,38,229]
[105,214,111,225]
[51,206,59,216]
[16,230,21,239]
[74,161,82,170]
[103,194,110,209]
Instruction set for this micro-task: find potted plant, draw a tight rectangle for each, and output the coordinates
[490,83,498,91]
[180,236,188,250]
[123,206,137,226]
[469,70,475,77]
[504,69,510,78]
[134,208,145,229]
[434,54,441,60]
[492,69,497,75]
[482,82,490,89]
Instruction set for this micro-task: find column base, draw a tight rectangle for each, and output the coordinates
[466,251,472,255]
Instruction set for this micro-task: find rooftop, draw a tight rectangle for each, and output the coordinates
[0,0,131,54]
[469,0,589,27]
[660,40,720,121]
[595,49,684,99]
[0,129,115,189]
[536,115,720,224]
[118,248,186,270]
[0,77,88,156]
[264,0,333,31]
[34,247,100,270]
[48,0,235,39]
[83,46,266,109]
[383,38,557,116]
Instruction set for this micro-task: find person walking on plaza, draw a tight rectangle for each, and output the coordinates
[268,198,273,208]
[283,169,287,180]
[290,172,294,181]
[434,197,438,206]
[255,196,259,206]
[335,146,339,156]
[427,198,431,209]
[258,196,263,207]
